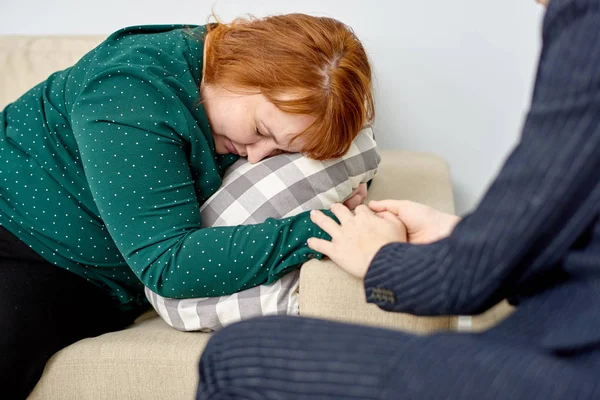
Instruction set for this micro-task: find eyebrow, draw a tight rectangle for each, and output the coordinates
[262,121,281,145]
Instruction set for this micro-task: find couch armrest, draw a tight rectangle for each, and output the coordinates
[299,150,457,333]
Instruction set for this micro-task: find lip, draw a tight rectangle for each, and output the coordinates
[225,138,239,155]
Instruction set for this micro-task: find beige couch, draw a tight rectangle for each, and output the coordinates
[1,35,485,399]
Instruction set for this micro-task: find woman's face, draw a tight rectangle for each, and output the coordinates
[201,85,314,164]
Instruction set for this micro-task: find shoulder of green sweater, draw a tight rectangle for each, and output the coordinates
[104,24,203,42]
[87,24,205,67]
[101,24,206,55]
[73,24,208,97]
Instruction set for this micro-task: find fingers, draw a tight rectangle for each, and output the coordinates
[368,199,414,215]
[307,237,333,257]
[343,194,363,211]
[330,203,354,224]
[343,183,368,210]
[377,210,401,223]
[368,199,399,214]
[356,183,368,198]
[310,210,341,237]
[354,204,373,215]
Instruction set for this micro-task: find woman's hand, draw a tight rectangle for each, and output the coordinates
[308,204,407,279]
[343,183,368,210]
[369,200,460,244]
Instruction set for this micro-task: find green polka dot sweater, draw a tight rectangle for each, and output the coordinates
[0,25,330,312]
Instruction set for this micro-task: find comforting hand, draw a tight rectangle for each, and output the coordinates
[369,200,460,244]
[343,183,368,211]
[308,204,407,279]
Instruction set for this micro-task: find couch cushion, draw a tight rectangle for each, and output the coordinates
[28,312,209,400]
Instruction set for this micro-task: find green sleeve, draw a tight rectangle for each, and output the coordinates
[71,67,330,298]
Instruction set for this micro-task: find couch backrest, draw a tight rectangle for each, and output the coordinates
[0,36,105,109]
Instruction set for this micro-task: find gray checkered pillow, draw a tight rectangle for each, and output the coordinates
[145,127,380,331]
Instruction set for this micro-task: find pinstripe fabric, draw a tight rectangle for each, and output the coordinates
[199,317,411,400]
[364,0,600,351]
[197,1,600,398]
[197,316,599,400]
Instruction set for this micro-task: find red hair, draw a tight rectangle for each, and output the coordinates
[202,13,374,160]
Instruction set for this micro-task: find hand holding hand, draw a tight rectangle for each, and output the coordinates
[369,200,460,244]
[308,203,407,279]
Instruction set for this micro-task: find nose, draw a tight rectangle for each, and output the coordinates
[246,142,276,164]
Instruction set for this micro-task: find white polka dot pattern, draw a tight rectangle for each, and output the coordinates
[0,24,329,312]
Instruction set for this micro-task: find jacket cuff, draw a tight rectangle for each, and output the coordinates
[364,242,411,310]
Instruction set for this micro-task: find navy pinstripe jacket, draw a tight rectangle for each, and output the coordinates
[366,0,600,352]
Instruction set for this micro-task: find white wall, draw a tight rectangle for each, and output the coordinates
[0,0,545,214]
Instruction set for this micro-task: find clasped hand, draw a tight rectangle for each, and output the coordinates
[308,200,460,279]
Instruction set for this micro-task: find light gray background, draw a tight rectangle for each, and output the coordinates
[0,0,546,214]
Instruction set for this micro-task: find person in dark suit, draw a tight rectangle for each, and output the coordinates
[196,0,600,398]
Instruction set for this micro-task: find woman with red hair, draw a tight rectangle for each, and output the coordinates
[202,14,373,162]
[0,14,373,398]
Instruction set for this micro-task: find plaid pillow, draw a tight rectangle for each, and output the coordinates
[145,127,380,331]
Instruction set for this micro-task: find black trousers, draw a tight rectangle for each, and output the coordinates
[0,225,137,400]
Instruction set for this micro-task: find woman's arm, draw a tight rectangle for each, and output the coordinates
[71,67,329,299]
